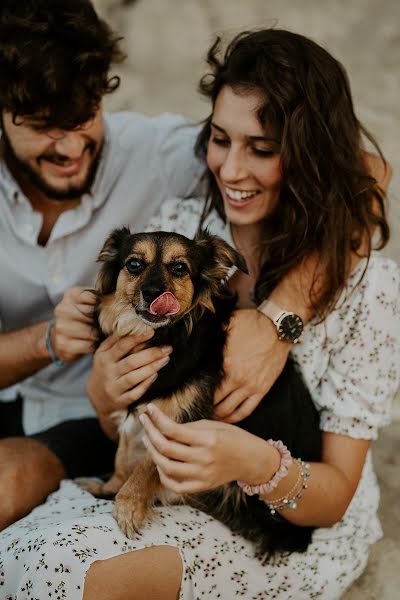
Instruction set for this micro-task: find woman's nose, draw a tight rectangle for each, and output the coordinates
[220,147,247,182]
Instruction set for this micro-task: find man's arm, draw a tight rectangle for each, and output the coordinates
[0,322,50,389]
[0,287,98,390]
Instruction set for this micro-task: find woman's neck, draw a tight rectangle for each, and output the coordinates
[230,222,264,278]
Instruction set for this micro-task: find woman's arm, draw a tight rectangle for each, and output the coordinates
[139,405,369,527]
[215,154,392,422]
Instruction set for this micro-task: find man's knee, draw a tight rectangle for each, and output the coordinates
[0,437,66,530]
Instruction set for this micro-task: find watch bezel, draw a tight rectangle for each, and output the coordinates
[276,312,304,343]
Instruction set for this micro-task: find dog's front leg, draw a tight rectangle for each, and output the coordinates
[113,454,160,538]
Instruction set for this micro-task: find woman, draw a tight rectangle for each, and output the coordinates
[1,29,399,600]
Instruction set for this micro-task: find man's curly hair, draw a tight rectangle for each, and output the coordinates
[0,0,125,129]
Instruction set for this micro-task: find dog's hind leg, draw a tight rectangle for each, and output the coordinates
[77,415,145,498]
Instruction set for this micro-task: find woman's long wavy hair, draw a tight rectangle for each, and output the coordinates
[195,29,389,319]
[0,0,125,129]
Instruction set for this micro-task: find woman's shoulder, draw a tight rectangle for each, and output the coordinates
[145,197,228,240]
[338,254,399,319]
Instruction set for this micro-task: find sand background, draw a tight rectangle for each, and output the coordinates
[94,1,400,597]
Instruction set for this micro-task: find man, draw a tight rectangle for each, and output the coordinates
[0,0,391,531]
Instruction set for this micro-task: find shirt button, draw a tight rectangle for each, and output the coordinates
[51,275,61,284]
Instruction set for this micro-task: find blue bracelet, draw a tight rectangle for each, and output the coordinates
[45,319,66,368]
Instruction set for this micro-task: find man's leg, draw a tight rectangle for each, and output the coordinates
[83,546,183,600]
[0,436,66,530]
[0,403,116,531]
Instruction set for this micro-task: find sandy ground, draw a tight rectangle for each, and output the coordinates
[94,1,400,597]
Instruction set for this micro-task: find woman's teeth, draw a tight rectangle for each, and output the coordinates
[225,187,258,202]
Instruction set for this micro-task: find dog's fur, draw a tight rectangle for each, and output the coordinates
[81,227,321,557]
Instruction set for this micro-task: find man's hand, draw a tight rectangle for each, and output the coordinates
[87,332,173,440]
[51,286,99,363]
[214,309,291,423]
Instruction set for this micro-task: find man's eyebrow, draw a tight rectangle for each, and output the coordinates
[210,121,280,144]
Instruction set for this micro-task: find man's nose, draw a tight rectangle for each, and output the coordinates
[53,131,86,159]
[220,146,247,182]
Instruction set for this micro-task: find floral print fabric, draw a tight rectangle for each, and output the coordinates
[0,198,399,599]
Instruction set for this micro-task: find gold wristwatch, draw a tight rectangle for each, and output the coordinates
[257,299,304,343]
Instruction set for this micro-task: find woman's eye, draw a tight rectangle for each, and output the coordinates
[210,136,230,147]
[125,259,145,274]
[252,147,274,157]
[169,262,188,276]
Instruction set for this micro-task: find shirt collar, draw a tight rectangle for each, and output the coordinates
[0,135,23,206]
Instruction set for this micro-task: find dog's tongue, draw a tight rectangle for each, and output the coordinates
[150,292,180,316]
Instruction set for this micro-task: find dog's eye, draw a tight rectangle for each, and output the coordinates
[125,258,145,275]
[169,262,188,276]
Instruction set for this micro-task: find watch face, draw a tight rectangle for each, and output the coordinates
[278,314,303,342]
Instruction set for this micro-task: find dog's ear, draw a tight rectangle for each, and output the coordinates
[194,229,248,282]
[192,229,248,313]
[96,227,132,294]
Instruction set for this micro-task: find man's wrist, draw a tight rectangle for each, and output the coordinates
[35,321,53,361]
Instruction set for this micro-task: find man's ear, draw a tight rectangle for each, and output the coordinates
[96,227,133,294]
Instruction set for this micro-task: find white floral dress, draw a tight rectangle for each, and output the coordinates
[0,199,399,600]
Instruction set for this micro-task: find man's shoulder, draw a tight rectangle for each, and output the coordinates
[104,111,199,142]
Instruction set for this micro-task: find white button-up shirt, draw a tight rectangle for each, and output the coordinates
[0,112,203,434]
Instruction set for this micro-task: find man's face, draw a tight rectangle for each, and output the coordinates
[1,109,104,200]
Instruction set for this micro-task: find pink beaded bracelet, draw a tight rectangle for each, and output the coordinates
[237,439,293,496]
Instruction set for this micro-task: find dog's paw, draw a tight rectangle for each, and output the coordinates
[76,477,118,499]
[75,477,106,496]
[112,496,148,538]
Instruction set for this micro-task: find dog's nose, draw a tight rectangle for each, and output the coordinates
[142,286,165,304]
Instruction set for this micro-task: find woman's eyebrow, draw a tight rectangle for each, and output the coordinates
[210,121,280,144]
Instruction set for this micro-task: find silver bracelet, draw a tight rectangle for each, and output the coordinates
[262,459,310,514]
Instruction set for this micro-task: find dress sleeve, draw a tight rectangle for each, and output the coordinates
[144,197,205,238]
[316,258,400,440]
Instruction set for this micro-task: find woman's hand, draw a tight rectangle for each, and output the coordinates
[87,332,173,439]
[139,403,279,494]
[51,286,99,363]
[214,309,290,423]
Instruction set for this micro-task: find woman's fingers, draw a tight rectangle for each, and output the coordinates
[144,403,216,447]
[213,389,247,419]
[156,467,204,495]
[140,412,204,463]
[222,394,263,424]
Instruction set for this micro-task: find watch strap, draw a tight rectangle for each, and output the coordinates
[257,299,287,324]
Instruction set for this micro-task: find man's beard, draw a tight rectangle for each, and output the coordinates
[1,128,103,201]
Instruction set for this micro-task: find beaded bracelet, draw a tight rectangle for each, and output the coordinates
[237,439,293,496]
[45,319,66,368]
[263,459,310,514]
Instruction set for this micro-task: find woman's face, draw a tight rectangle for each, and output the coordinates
[206,86,282,228]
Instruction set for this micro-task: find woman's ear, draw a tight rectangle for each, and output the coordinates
[96,227,133,294]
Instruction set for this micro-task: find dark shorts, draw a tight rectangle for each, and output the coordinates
[0,395,117,479]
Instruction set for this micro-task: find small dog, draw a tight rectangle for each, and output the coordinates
[81,227,321,557]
